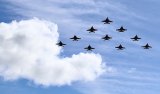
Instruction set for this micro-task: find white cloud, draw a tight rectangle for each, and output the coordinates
[0,18,105,86]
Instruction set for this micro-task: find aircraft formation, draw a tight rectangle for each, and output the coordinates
[57,17,152,51]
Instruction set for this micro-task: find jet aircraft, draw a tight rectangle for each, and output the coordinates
[56,41,66,47]
[70,35,81,41]
[116,26,127,32]
[142,43,152,49]
[115,44,125,50]
[131,35,141,41]
[84,45,95,51]
[102,34,112,40]
[102,17,113,24]
[87,26,97,33]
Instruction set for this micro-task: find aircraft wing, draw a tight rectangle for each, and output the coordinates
[70,38,74,39]
[90,47,95,49]
[102,20,106,22]
[115,46,119,48]
[84,47,88,49]
[116,29,120,31]
[94,29,97,31]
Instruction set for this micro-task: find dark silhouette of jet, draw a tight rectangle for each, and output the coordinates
[102,34,112,40]
[142,43,152,49]
[84,45,95,51]
[56,41,66,47]
[87,26,97,33]
[102,17,113,24]
[115,44,125,50]
[131,35,141,41]
[70,35,81,41]
[116,26,127,32]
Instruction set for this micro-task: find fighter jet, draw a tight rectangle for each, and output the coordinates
[131,35,141,41]
[142,43,152,49]
[84,45,95,51]
[70,35,81,41]
[87,26,97,33]
[56,41,66,47]
[115,44,125,50]
[102,17,113,24]
[116,26,127,32]
[102,34,112,40]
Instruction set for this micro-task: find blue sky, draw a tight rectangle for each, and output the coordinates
[0,0,160,94]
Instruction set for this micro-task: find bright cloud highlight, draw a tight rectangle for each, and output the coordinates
[0,18,105,86]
